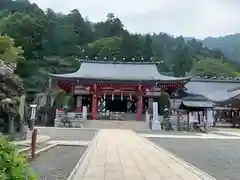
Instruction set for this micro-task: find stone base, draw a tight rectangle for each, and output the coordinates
[54,119,84,128]
[14,132,27,141]
[152,121,162,130]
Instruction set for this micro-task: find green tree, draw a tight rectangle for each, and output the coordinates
[0,35,23,63]
[95,13,124,38]
[67,9,95,45]
[190,57,238,77]
[0,12,45,59]
[142,34,153,60]
[85,37,121,59]
[120,32,144,61]
[172,45,193,77]
[1,0,240,93]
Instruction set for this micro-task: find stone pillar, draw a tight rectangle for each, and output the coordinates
[8,117,14,136]
[142,98,145,113]
[148,98,153,110]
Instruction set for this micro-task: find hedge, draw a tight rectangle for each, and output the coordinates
[0,135,37,180]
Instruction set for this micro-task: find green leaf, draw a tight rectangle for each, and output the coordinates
[0,135,37,180]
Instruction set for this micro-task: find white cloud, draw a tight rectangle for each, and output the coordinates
[30,0,240,39]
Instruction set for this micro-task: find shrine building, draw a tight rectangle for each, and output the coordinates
[49,60,191,121]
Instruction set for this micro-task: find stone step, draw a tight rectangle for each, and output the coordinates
[81,120,149,130]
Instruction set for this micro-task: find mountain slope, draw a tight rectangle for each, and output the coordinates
[202,34,240,62]
[0,0,240,94]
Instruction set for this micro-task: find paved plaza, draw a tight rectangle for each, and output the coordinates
[149,138,240,180]
[72,129,215,180]
[31,126,240,180]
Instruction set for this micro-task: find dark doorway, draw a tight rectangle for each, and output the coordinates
[106,95,136,112]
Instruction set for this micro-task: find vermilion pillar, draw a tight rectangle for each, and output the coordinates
[92,94,97,120]
[137,85,142,121]
[137,95,142,121]
[91,84,97,120]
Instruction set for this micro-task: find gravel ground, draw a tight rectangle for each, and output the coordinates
[37,127,97,141]
[137,130,240,137]
[30,145,87,180]
[136,130,201,135]
[212,132,239,137]
[149,138,240,180]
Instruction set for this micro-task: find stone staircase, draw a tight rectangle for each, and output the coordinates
[82,120,149,131]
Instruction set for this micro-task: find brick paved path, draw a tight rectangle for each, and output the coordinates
[72,129,215,180]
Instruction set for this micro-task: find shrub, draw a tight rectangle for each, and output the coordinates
[0,135,37,180]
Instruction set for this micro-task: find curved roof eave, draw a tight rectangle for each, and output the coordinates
[48,72,77,78]
[48,61,192,83]
[205,89,240,103]
[48,73,191,82]
[181,100,215,108]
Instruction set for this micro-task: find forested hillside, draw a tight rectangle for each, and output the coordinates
[1,0,240,93]
[202,34,240,63]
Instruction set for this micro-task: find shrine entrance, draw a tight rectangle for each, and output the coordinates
[105,95,137,113]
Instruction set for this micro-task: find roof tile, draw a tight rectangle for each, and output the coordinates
[50,61,190,82]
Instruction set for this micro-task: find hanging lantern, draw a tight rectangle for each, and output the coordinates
[104,92,106,100]
[121,93,123,101]
[112,92,114,101]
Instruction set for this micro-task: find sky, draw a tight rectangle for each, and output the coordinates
[30,0,240,39]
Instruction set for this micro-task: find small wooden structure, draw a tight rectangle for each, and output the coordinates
[214,106,240,127]
[205,87,240,127]
[177,100,214,132]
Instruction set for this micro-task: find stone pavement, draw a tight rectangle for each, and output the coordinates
[13,134,51,145]
[46,140,91,146]
[72,129,215,180]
